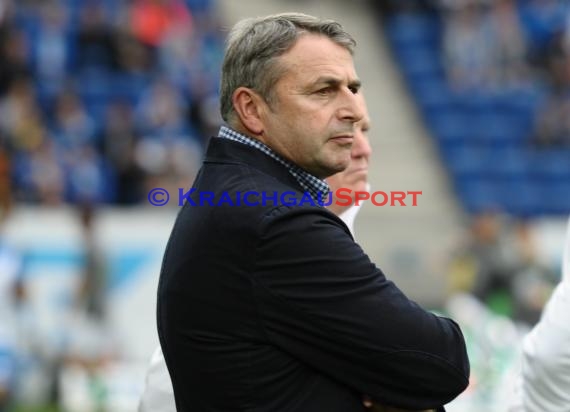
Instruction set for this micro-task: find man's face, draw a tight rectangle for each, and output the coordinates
[326,101,371,195]
[258,34,364,178]
[325,104,372,216]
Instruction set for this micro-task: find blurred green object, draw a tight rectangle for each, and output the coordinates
[486,290,513,318]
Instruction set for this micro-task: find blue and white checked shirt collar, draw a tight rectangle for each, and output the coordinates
[218,126,330,202]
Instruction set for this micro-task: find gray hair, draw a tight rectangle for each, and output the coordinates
[219,13,356,123]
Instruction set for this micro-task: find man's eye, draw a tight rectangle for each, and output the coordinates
[316,87,332,95]
[349,86,359,94]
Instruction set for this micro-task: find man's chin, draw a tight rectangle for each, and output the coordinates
[346,178,368,193]
[320,161,351,179]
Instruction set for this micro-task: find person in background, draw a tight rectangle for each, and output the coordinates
[0,205,24,412]
[510,216,570,411]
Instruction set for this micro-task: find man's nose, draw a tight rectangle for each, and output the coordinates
[352,126,372,159]
[337,89,365,123]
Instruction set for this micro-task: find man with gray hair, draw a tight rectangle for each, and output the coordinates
[141,97,372,412]
[157,13,469,411]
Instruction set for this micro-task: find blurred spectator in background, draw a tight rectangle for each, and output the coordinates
[58,203,117,411]
[136,77,189,138]
[188,81,223,147]
[438,0,570,146]
[74,203,106,321]
[0,1,226,402]
[510,216,570,411]
[29,1,73,101]
[533,93,570,147]
[486,0,530,90]
[442,0,529,93]
[0,28,31,98]
[531,25,570,147]
[66,145,112,204]
[130,0,193,48]
[447,211,556,325]
[0,0,221,207]
[0,0,12,24]
[519,0,567,76]
[378,0,570,222]
[156,1,197,90]
[101,101,145,205]
[51,89,97,150]
[447,211,517,305]
[0,147,12,220]
[0,204,24,412]
[135,77,203,197]
[0,78,44,153]
[520,215,570,409]
[510,218,557,324]
[49,87,114,203]
[15,139,66,205]
[114,30,154,78]
[76,1,120,74]
[442,1,495,92]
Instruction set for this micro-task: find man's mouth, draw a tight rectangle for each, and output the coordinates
[330,135,354,145]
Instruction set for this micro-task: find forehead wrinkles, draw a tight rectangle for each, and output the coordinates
[280,36,355,76]
[279,63,358,94]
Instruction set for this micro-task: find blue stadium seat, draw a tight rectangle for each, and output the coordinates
[455,177,502,214]
[185,0,214,13]
[384,7,569,217]
[475,112,527,145]
[412,78,454,116]
[442,144,489,179]
[495,179,542,216]
[530,149,570,181]
[111,73,149,106]
[385,13,441,50]
[77,68,113,104]
[395,47,444,81]
[488,147,530,180]
[426,108,471,145]
[539,180,570,215]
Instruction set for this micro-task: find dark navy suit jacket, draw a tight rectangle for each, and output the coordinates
[157,137,470,411]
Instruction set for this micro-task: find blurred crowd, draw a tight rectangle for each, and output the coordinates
[0,0,225,410]
[440,0,570,148]
[377,0,570,148]
[446,211,557,326]
[0,0,224,208]
[376,0,566,321]
[374,3,568,406]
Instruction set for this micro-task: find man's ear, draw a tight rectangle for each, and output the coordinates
[232,87,265,135]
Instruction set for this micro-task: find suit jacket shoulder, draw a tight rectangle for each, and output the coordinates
[157,137,469,412]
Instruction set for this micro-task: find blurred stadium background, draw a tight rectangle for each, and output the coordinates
[0,0,568,410]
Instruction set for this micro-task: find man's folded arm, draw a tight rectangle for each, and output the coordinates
[254,207,470,410]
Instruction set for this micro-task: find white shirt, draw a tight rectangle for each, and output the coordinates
[511,216,570,411]
[138,205,363,412]
[138,346,175,412]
